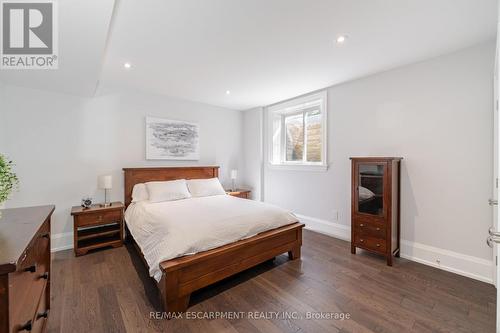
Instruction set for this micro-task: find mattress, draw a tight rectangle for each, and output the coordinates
[124,194,299,282]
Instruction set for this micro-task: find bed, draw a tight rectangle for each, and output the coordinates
[123,166,304,313]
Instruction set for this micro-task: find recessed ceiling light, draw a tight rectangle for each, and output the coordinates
[336,35,348,44]
[124,62,132,69]
[226,90,231,95]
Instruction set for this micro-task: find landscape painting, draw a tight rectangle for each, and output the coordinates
[146,117,200,160]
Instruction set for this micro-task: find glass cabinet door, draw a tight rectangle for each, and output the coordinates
[357,163,385,216]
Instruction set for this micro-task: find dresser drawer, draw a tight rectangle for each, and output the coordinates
[354,235,386,253]
[9,218,50,332]
[76,209,121,227]
[10,281,48,333]
[31,283,49,333]
[354,220,386,238]
[16,222,50,277]
[0,205,53,333]
[9,259,49,332]
[18,221,50,272]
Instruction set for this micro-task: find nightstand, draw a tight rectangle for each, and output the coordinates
[226,189,251,199]
[70,202,124,256]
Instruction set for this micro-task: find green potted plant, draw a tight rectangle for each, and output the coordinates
[0,154,19,210]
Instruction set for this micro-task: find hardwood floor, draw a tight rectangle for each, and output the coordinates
[48,230,496,333]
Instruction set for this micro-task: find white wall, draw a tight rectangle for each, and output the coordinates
[1,85,243,250]
[0,82,6,153]
[240,107,263,200]
[243,41,495,282]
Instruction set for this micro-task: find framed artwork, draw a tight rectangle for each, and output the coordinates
[146,117,200,160]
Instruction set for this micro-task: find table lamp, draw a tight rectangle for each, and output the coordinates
[98,175,112,207]
[230,169,238,191]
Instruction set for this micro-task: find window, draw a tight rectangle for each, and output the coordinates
[268,91,327,170]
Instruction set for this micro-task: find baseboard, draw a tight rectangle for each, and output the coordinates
[50,215,494,284]
[296,214,350,241]
[51,232,73,252]
[399,240,493,284]
[296,213,494,284]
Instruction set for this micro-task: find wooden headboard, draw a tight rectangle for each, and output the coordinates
[123,166,220,207]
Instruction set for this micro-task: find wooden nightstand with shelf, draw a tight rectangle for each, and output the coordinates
[71,202,124,256]
[226,189,251,199]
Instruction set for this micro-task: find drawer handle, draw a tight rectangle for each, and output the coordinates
[37,309,49,319]
[376,244,381,247]
[39,272,49,280]
[19,320,32,331]
[376,227,380,231]
[359,224,364,227]
[98,215,103,221]
[25,264,37,273]
[40,232,50,239]
[360,239,364,243]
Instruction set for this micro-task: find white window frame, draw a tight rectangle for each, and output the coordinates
[267,90,328,171]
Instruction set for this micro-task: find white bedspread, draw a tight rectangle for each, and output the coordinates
[125,195,299,282]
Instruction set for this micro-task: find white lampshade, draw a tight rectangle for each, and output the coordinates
[230,169,238,180]
[98,175,113,189]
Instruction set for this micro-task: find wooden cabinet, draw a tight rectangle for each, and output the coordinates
[71,202,124,256]
[0,205,55,333]
[350,157,402,266]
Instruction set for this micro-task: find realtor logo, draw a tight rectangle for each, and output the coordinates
[1,0,58,69]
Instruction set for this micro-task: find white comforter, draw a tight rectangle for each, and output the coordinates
[125,195,299,282]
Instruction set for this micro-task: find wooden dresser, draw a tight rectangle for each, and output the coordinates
[350,157,402,266]
[0,205,55,333]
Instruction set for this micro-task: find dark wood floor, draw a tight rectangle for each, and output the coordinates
[47,230,496,333]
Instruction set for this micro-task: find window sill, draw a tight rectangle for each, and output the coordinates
[267,163,329,172]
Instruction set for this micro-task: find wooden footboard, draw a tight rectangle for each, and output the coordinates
[157,222,304,313]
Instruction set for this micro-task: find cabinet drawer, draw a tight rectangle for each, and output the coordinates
[354,235,386,253]
[76,209,121,227]
[354,221,386,238]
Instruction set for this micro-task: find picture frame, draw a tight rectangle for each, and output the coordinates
[145,117,200,160]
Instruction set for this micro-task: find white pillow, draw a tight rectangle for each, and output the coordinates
[131,183,149,202]
[359,186,375,201]
[146,179,191,203]
[187,178,226,197]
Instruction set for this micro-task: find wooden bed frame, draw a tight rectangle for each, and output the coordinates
[123,166,304,313]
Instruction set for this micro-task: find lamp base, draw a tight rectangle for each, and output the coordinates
[101,188,112,208]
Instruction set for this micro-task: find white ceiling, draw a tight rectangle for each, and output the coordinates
[0,0,115,97]
[1,0,497,110]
